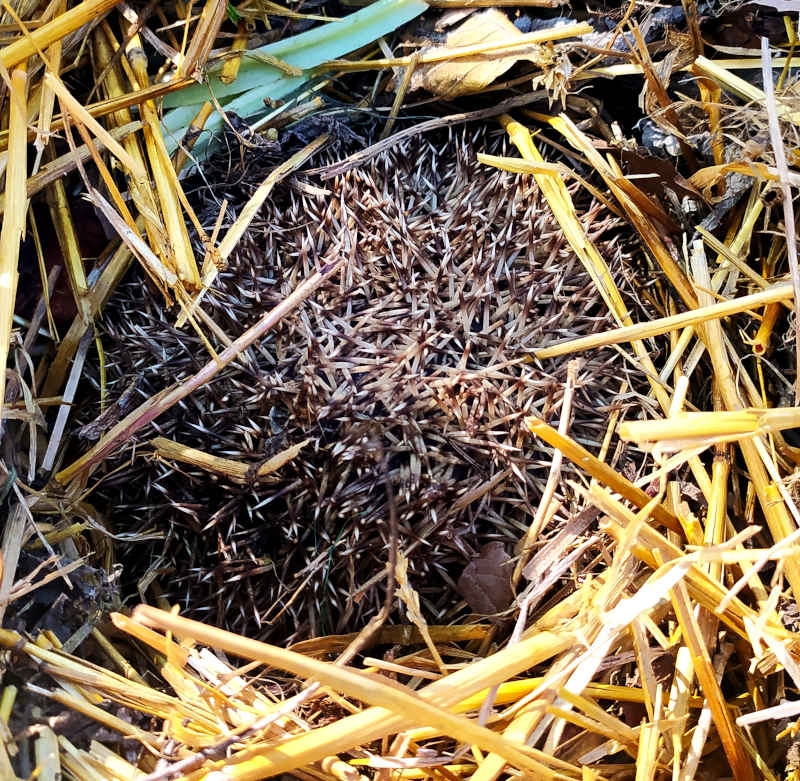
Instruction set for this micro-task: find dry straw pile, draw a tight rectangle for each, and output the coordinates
[3,0,800,779]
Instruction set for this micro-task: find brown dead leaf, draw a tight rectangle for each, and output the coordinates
[410,10,551,98]
[620,148,707,205]
[457,541,513,616]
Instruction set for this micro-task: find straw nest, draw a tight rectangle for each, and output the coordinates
[80,121,647,641]
[8,2,800,779]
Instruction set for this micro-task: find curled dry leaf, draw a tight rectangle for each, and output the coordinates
[457,541,513,616]
[76,376,140,441]
[409,9,554,98]
[620,148,706,204]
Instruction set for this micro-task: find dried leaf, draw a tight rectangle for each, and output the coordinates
[76,376,140,441]
[457,541,513,616]
[620,148,706,204]
[410,10,552,98]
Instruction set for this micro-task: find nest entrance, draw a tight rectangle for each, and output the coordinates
[85,124,647,641]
